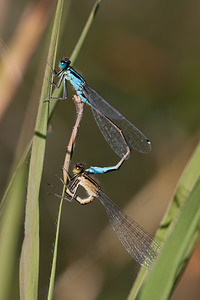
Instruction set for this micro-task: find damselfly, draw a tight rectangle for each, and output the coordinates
[58,163,160,270]
[47,58,151,174]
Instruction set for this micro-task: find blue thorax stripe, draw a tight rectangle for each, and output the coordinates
[69,67,85,84]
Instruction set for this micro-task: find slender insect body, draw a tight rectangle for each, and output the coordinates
[62,163,160,269]
[75,174,99,204]
[48,58,151,174]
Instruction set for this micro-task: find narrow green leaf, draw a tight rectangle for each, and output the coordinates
[47,2,103,299]
[138,175,200,300]
[0,162,28,300]
[128,142,200,300]
[19,0,65,299]
[47,189,64,300]
[70,0,102,63]
[19,90,48,300]
[0,1,102,299]
[48,0,103,121]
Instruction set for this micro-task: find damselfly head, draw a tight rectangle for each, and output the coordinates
[59,58,71,70]
[73,163,85,175]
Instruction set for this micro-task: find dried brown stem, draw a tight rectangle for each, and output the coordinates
[62,95,84,183]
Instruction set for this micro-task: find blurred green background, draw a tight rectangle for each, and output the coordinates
[1,0,200,299]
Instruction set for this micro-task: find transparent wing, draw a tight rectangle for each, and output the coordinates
[97,190,160,269]
[92,107,129,158]
[83,85,151,157]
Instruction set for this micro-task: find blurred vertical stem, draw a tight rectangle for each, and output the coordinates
[0,161,28,300]
[19,0,65,299]
[128,142,200,300]
[70,0,102,63]
[0,0,55,120]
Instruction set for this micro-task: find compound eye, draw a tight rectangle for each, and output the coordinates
[59,58,71,69]
[73,163,85,174]
[59,60,67,69]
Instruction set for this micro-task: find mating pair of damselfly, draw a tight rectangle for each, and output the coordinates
[47,58,160,269]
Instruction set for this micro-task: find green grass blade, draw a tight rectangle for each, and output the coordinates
[0,1,101,298]
[47,2,103,299]
[128,142,200,300]
[47,0,102,121]
[0,162,29,300]
[137,176,200,300]
[47,188,64,300]
[19,83,48,300]
[19,0,65,299]
[70,0,102,63]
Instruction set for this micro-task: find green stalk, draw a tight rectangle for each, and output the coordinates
[19,0,65,299]
[128,142,200,300]
[47,1,102,299]
[0,161,28,300]
[70,0,102,63]
[0,1,102,299]
[48,0,103,120]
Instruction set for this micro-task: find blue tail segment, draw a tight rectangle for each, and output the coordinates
[86,166,117,174]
